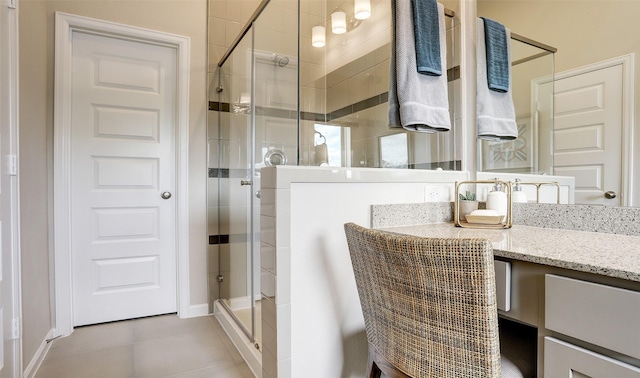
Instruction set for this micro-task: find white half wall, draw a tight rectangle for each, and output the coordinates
[259,166,469,378]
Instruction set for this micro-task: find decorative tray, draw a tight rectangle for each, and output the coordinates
[465,214,505,225]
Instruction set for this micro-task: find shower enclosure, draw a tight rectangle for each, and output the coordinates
[207,0,554,370]
[208,0,299,352]
[208,0,461,356]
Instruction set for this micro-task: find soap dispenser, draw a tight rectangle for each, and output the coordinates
[486,179,508,219]
[512,178,528,203]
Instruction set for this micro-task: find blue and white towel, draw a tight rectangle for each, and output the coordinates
[477,17,518,140]
[389,0,451,132]
[481,17,509,92]
[413,0,442,76]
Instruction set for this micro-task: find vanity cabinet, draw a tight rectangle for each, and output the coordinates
[544,337,640,378]
[543,274,640,377]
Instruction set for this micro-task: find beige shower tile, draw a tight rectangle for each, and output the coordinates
[209,16,226,47]
[225,0,243,22]
[209,0,226,18]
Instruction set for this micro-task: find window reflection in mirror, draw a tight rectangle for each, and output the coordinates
[380,133,409,168]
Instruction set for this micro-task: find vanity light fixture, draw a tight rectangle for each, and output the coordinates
[331,11,347,34]
[354,0,371,20]
[312,25,326,47]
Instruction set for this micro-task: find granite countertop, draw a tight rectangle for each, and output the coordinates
[379,223,640,282]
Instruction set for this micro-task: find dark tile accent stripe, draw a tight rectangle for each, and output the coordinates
[209,234,229,245]
[209,101,231,112]
[300,111,326,122]
[208,168,250,178]
[447,66,460,81]
[208,168,229,178]
[208,65,460,121]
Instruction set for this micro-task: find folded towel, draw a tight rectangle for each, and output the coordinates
[477,18,518,140]
[389,0,451,132]
[481,17,509,92]
[413,0,441,76]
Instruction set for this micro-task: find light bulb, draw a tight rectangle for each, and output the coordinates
[354,0,371,20]
[312,26,325,47]
[331,11,346,34]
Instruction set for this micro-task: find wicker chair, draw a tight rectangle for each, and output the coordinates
[344,223,529,378]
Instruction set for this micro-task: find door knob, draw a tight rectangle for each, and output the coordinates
[161,191,172,199]
[604,191,617,199]
[240,180,252,186]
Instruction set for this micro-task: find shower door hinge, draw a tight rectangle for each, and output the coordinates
[7,154,17,176]
[217,275,224,283]
[11,317,19,339]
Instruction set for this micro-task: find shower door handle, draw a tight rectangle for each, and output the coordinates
[240,180,252,186]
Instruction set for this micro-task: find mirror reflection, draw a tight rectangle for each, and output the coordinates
[478,0,639,207]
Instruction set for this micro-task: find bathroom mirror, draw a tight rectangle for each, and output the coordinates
[477,0,639,207]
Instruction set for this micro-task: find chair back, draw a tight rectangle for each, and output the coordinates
[344,223,501,377]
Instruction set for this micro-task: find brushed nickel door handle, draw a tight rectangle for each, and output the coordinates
[161,191,172,199]
[604,191,617,199]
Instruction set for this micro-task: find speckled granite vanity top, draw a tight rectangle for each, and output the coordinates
[379,223,640,282]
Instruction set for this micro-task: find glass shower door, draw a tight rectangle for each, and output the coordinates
[217,27,257,343]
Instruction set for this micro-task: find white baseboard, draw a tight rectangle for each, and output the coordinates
[23,328,54,378]
[214,301,262,378]
[182,303,209,318]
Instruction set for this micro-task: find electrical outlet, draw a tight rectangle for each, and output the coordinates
[424,185,450,202]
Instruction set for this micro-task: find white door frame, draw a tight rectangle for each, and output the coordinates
[53,12,190,336]
[1,0,23,375]
[533,54,635,206]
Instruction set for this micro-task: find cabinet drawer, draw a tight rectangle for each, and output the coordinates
[544,337,640,378]
[545,274,640,359]
[494,260,511,312]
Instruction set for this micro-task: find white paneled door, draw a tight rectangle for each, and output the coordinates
[553,64,624,206]
[70,30,178,326]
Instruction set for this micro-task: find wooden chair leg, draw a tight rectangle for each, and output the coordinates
[367,344,382,377]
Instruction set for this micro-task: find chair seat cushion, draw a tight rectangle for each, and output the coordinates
[501,354,525,378]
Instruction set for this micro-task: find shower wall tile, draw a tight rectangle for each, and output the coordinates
[225,0,242,22]
[275,246,290,305]
[241,0,260,22]
[261,242,276,274]
[260,214,276,247]
[218,205,231,235]
[261,270,276,299]
[219,243,231,272]
[207,72,219,103]
[209,16,226,47]
[299,11,310,39]
[308,0,323,16]
[224,20,242,47]
[261,305,277,359]
[262,346,277,378]
[261,294,276,333]
[207,109,219,141]
[299,86,322,114]
[261,188,275,217]
[209,0,225,18]
[208,244,220,274]
[207,206,219,235]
